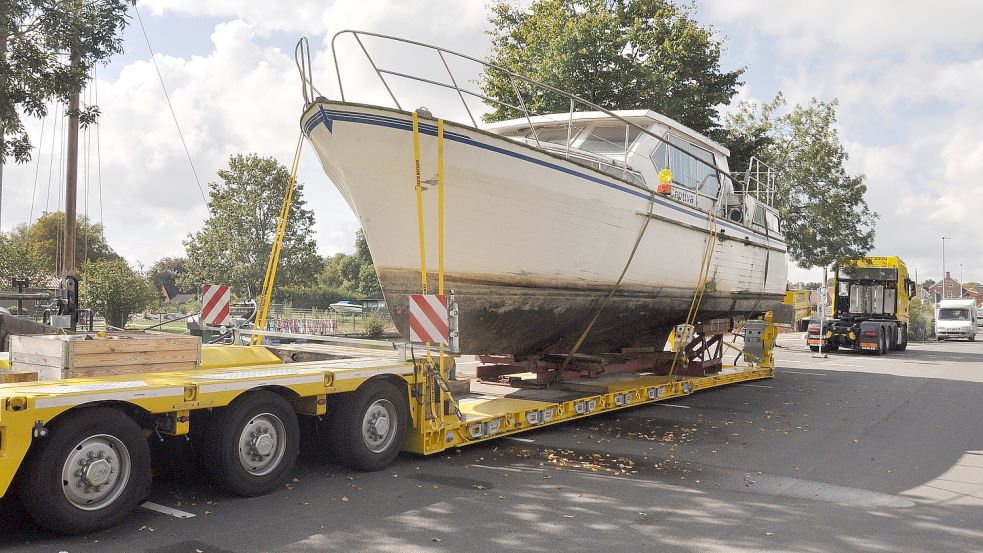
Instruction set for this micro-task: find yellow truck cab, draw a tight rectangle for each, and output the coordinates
[808,256,916,354]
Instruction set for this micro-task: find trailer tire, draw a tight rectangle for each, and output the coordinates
[198,391,300,497]
[328,380,408,472]
[17,408,151,535]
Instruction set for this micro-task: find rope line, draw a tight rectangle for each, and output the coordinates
[134,5,208,206]
[560,193,657,372]
[29,104,48,225]
[667,208,720,379]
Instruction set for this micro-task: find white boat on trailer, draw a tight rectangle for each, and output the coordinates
[297,32,788,357]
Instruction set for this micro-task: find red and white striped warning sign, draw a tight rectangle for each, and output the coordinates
[200,284,232,326]
[408,294,449,344]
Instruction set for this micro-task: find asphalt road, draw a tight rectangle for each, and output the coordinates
[3,335,983,553]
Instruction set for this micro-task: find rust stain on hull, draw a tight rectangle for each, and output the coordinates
[379,268,783,355]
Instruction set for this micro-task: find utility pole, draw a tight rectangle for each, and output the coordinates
[941,236,951,301]
[62,49,80,278]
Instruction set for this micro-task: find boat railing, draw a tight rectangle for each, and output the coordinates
[739,156,778,208]
[297,31,750,208]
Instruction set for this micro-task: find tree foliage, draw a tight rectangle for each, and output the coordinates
[482,0,743,134]
[1,0,133,164]
[147,256,190,296]
[320,230,380,297]
[1,212,118,276]
[724,94,877,269]
[180,154,322,298]
[0,231,47,287]
[79,257,157,328]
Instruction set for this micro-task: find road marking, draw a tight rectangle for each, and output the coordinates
[778,369,826,376]
[655,403,690,409]
[739,383,773,388]
[140,501,196,519]
[470,464,540,474]
[505,436,536,443]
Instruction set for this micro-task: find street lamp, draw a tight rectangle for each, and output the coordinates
[942,236,951,300]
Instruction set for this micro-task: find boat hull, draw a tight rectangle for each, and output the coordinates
[303,102,788,355]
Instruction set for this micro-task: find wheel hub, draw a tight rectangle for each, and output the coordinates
[61,435,131,511]
[361,399,397,453]
[250,429,275,457]
[238,414,286,475]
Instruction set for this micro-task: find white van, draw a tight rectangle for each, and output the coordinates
[977,307,983,328]
[937,299,978,340]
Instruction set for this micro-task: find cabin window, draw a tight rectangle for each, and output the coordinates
[764,210,780,232]
[579,125,641,155]
[667,135,721,198]
[526,128,583,147]
[752,205,767,227]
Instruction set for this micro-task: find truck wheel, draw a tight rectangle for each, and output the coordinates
[328,380,408,471]
[17,408,151,535]
[198,391,300,497]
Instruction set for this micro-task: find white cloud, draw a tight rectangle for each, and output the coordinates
[2,1,493,269]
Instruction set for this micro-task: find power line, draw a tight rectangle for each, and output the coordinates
[29,104,48,225]
[95,65,104,228]
[134,5,208,206]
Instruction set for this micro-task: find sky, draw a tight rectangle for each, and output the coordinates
[3,0,982,287]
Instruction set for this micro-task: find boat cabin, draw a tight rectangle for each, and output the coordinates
[484,110,781,236]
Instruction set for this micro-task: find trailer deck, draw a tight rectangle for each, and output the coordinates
[0,343,773,510]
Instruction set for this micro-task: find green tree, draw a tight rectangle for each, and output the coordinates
[482,0,743,134]
[79,258,157,328]
[180,154,322,297]
[724,94,877,269]
[147,256,189,296]
[7,211,119,274]
[963,281,982,292]
[1,0,133,164]
[922,279,936,290]
[0,231,47,287]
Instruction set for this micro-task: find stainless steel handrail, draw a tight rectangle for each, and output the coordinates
[311,31,781,215]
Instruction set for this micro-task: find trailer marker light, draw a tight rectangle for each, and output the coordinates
[468,424,484,438]
[615,393,632,406]
[681,382,694,394]
[574,399,598,415]
[541,407,555,423]
[526,411,541,425]
[486,419,502,435]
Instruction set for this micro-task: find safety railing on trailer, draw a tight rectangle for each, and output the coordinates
[294,31,751,211]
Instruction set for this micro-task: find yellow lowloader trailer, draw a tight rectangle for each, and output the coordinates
[0,324,776,534]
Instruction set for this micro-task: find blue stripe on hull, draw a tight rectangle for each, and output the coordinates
[303,106,786,248]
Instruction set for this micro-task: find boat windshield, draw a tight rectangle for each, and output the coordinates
[579,125,642,155]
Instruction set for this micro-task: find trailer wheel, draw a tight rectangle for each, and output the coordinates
[198,391,299,497]
[17,408,151,535]
[328,380,408,471]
